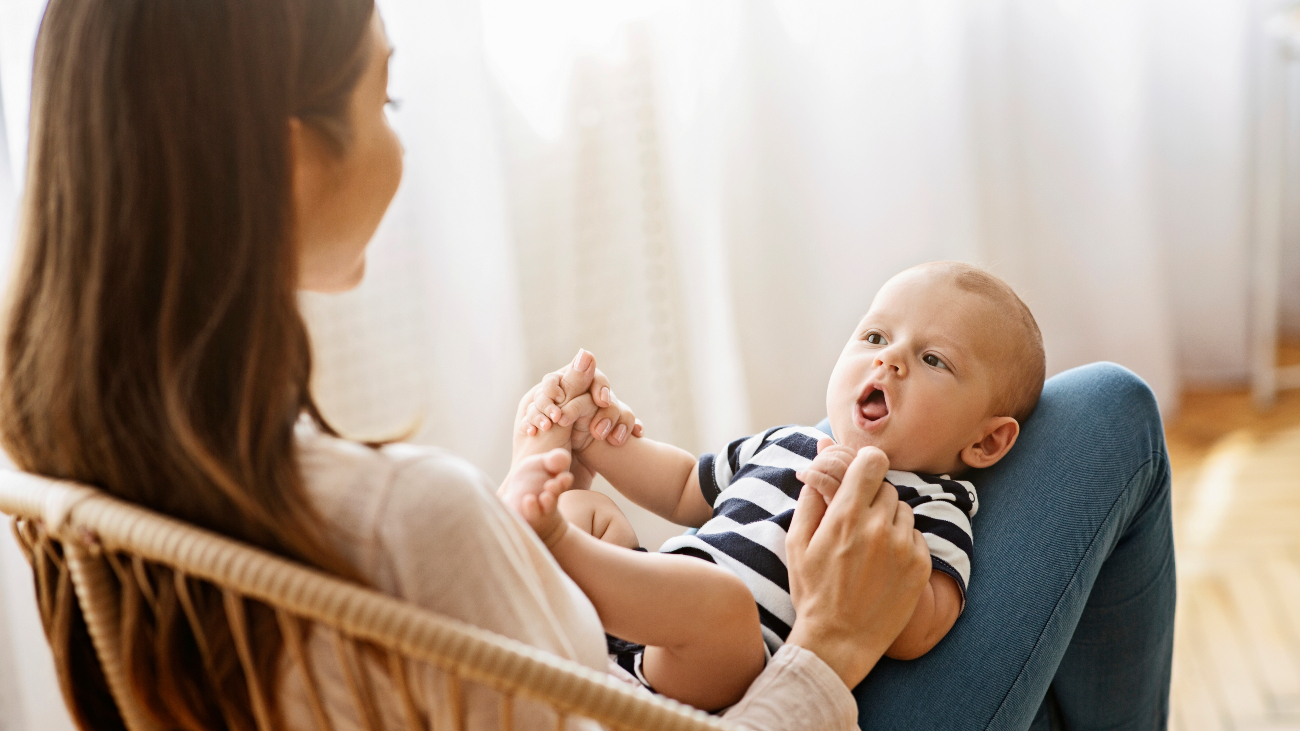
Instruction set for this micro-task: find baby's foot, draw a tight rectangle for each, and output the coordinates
[501,448,574,547]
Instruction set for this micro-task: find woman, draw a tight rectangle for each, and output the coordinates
[0,0,1173,729]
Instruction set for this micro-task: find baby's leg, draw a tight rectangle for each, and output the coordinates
[638,557,767,711]
[557,490,639,549]
[550,530,767,711]
[504,461,764,710]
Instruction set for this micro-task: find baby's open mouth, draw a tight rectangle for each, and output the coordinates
[860,386,889,422]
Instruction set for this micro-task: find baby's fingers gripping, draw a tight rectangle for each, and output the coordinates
[796,467,841,504]
[807,444,855,482]
[798,444,855,503]
[556,350,599,411]
[532,373,566,425]
[558,394,600,431]
[522,404,552,435]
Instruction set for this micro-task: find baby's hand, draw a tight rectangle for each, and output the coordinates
[501,448,574,548]
[520,350,643,447]
[795,438,862,504]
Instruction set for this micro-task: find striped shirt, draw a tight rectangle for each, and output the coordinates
[658,425,978,653]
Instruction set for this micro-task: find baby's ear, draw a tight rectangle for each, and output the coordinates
[960,417,1020,470]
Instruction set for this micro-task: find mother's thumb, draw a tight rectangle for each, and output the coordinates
[838,447,889,507]
[787,484,828,553]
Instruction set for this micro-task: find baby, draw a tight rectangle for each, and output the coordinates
[503,261,1045,711]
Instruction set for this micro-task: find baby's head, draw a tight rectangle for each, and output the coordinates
[826,261,1045,476]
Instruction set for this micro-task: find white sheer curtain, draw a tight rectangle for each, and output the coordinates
[1,1,78,728]
[0,0,1294,728]
[311,0,1289,544]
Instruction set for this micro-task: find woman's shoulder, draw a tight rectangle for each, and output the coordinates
[295,422,609,669]
[295,423,506,579]
[298,420,495,499]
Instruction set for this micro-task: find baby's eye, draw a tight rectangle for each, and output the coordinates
[865,332,886,345]
[923,354,948,369]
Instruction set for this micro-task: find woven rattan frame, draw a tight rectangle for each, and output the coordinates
[0,469,736,731]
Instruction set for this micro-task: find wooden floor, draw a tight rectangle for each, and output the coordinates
[1168,352,1300,730]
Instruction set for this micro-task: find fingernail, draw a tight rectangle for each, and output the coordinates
[549,407,561,422]
[613,424,628,443]
[596,419,612,438]
[574,349,591,370]
[601,387,611,405]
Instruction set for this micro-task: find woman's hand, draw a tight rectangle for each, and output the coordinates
[511,350,643,467]
[795,437,857,504]
[784,446,932,689]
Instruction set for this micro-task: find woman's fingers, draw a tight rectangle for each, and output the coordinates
[517,351,642,446]
[527,350,599,427]
[573,348,593,373]
[592,397,639,445]
[782,445,927,688]
[609,398,638,445]
[555,352,598,425]
[590,369,613,408]
[893,495,915,533]
[799,444,855,501]
[580,368,625,439]
[870,475,900,515]
[785,484,829,605]
[825,446,889,521]
[911,529,930,565]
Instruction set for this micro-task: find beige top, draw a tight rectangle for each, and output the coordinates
[279,426,859,731]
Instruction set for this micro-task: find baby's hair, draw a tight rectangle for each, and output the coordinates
[916,261,1046,424]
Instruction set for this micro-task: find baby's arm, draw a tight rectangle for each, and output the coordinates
[507,350,641,495]
[523,356,713,528]
[576,437,713,527]
[885,572,961,660]
[798,439,961,660]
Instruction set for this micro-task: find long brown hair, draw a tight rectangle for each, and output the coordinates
[1,0,375,728]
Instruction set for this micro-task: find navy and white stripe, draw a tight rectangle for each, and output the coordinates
[658,425,978,654]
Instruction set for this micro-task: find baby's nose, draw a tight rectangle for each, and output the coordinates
[873,352,906,377]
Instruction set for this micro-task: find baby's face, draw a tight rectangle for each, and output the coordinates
[826,268,1003,475]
